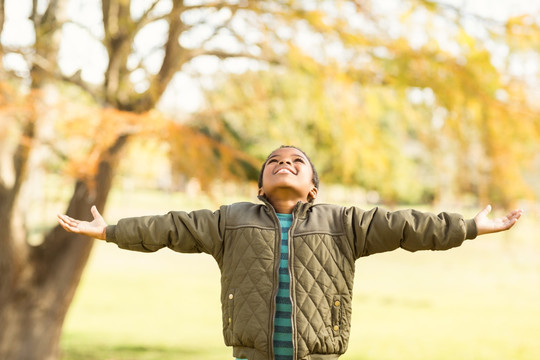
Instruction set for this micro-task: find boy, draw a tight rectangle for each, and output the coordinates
[57,145,522,360]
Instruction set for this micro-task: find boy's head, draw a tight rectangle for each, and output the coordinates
[258,146,319,204]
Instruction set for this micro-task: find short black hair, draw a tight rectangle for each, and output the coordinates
[257,145,320,190]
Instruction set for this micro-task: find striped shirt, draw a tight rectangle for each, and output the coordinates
[274,213,294,360]
[236,213,293,360]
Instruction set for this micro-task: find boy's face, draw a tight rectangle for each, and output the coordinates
[258,147,318,204]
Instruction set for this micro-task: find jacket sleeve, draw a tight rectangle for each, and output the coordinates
[346,206,477,259]
[105,206,226,260]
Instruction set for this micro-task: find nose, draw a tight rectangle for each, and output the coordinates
[279,159,292,165]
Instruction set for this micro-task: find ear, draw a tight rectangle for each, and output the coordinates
[308,187,318,202]
[258,188,265,197]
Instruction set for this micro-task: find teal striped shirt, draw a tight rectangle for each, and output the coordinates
[236,213,293,360]
[274,213,294,360]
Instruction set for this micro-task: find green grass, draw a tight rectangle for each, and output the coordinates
[60,189,540,360]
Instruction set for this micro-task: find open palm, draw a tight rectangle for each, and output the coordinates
[474,205,522,236]
[57,206,108,240]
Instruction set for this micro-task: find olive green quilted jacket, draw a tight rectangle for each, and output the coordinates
[106,198,477,360]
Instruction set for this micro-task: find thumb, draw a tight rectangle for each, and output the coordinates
[478,204,492,218]
[90,205,102,220]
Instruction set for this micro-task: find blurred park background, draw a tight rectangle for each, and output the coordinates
[0,0,539,359]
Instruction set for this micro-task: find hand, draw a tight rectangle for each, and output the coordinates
[474,205,522,236]
[57,205,108,240]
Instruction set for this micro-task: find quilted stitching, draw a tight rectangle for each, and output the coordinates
[221,227,276,351]
[292,234,354,356]
[220,202,356,359]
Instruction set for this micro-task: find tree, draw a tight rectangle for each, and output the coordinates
[192,1,540,206]
[0,1,80,359]
[0,1,272,359]
[0,1,393,359]
[1,1,539,359]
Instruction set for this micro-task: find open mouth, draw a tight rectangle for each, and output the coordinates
[275,167,296,175]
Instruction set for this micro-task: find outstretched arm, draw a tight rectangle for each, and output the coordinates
[57,205,108,240]
[474,205,522,236]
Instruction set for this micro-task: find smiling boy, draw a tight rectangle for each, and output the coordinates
[258,147,319,213]
[58,145,522,360]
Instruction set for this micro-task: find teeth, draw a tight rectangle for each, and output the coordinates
[277,168,293,174]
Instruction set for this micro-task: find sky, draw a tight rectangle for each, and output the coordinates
[1,0,539,114]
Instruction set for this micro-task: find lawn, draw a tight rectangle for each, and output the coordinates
[60,188,540,360]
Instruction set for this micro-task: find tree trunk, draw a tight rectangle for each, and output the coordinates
[0,230,93,360]
[1,0,262,357]
[0,134,128,360]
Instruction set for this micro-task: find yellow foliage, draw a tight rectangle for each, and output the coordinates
[167,121,260,191]
[55,104,169,182]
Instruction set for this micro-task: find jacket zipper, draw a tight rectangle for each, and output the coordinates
[288,210,299,360]
[264,198,304,360]
[268,209,281,360]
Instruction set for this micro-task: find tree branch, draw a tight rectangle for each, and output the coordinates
[30,0,38,24]
[0,0,5,54]
[101,0,111,35]
[133,0,164,32]
[418,0,508,27]
[102,1,137,104]
[41,0,62,26]
[29,52,103,103]
[188,48,280,66]
[63,19,104,44]
[10,114,35,212]
[184,1,260,13]
[138,0,186,109]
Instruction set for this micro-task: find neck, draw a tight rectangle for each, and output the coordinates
[269,199,300,214]
[259,189,311,214]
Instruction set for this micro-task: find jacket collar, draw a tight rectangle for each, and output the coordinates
[257,195,313,219]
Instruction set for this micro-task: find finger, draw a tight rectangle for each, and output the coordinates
[57,214,71,227]
[505,209,523,222]
[57,215,68,229]
[475,205,492,220]
[506,214,518,222]
[91,205,101,219]
[58,214,80,227]
[57,216,80,233]
[501,215,521,230]
[503,218,518,230]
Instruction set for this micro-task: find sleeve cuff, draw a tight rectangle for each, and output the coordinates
[105,225,117,243]
[465,219,478,239]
